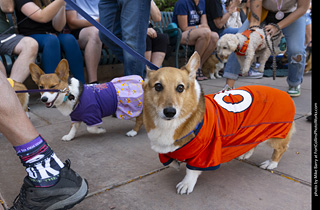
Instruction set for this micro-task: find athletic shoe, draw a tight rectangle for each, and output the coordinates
[287,85,301,97]
[10,160,88,210]
[239,68,264,79]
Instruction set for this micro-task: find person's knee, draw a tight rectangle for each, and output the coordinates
[201,28,211,40]
[211,32,219,42]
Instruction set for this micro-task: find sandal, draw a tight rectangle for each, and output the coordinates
[196,69,208,81]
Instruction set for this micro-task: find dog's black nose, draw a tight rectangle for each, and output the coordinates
[163,107,176,119]
[41,96,48,103]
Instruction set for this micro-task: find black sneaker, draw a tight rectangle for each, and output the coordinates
[10,160,88,210]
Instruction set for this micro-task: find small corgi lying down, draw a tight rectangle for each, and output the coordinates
[143,52,296,195]
[29,59,143,141]
[7,78,29,117]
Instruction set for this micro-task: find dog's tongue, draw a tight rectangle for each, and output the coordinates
[45,102,53,108]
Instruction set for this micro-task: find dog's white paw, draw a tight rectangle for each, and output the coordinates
[170,160,181,171]
[209,73,216,79]
[260,160,278,170]
[87,126,106,134]
[126,129,138,137]
[176,179,196,195]
[215,73,222,78]
[237,148,255,160]
[61,134,74,141]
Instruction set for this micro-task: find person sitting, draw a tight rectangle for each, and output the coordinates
[145,0,168,67]
[173,0,219,80]
[66,0,102,84]
[0,0,38,83]
[14,0,85,83]
[206,0,241,37]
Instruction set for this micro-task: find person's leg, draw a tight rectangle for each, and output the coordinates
[58,33,85,84]
[282,14,306,96]
[119,0,150,77]
[200,31,219,66]
[149,33,167,67]
[10,37,38,83]
[29,34,61,74]
[0,72,88,209]
[99,0,124,62]
[181,28,211,65]
[222,19,249,88]
[0,61,6,76]
[78,26,102,83]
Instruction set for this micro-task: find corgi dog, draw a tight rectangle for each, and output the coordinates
[143,52,296,195]
[7,78,29,118]
[201,53,227,79]
[29,59,143,141]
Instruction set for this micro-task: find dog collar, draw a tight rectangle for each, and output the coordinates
[175,119,204,143]
[215,53,223,63]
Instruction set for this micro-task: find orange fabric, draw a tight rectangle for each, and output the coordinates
[159,86,295,171]
[235,30,264,56]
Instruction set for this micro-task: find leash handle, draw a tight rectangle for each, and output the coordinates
[64,0,159,70]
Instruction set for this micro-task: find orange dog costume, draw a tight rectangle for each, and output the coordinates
[159,85,295,170]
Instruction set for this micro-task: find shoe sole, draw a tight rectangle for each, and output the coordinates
[47,179,88,210]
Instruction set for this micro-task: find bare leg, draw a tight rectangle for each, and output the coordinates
[181,28,211,67]
[200,32,219,66]
[78,26,102,83]
[0,72,38,146]
[10,37,38,83]
[150,52,165,67]
[0,61,7,76]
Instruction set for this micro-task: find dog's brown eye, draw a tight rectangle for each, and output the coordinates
[154,83,163,92]
[176,84,184,93]
[39,86,44,89]
[50,85,56,88]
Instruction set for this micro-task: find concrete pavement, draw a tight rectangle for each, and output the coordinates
[0,72,312,210]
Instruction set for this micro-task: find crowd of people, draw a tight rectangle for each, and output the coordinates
[0,0,312,95]
[0,0,312,209]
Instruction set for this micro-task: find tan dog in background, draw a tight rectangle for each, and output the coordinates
[7,78,29,117]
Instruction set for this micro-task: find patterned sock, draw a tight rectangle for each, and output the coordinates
[14,135,64,187]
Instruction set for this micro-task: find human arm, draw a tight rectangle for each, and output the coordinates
[177,14,209,32]
[66,10,93,30]
[213,0,241,29]
[52,5,66,32]
[150,0,161,22]
[249,0,263,27]
[19,0,65,23]
[265,0,310,36]
[0,0,14,13]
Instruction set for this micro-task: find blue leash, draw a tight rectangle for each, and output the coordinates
[64,0,159,70]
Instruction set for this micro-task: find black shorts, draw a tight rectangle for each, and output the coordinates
[146,33,168,53]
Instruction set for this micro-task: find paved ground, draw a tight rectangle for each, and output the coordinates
[0,72,312,210]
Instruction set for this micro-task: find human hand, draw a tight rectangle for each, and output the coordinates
[147,28,157,38]
[264,24,279,37]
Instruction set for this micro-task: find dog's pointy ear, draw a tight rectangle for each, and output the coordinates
[185,51,200,80]
[55,59,69,82]
[29,63,45,85]
[143,65,155,89]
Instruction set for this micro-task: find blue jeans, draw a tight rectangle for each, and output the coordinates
[98,0,151,77]
[219,27,239,37]
[30,33,85,83]
[223,14,307,87]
